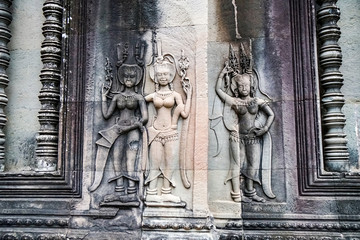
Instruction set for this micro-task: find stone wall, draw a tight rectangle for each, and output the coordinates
[0,0,359,239]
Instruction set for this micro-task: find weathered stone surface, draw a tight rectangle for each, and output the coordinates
[0,0,360,239]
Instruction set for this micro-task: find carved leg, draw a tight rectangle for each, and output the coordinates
[148,178,158,191]
[242,142,265,202]
[147,140,163,190]
[244,178,265,203]
[112,136,125,191]
[161,187,181,203]
[146,187,162,202]
[245,177,254,192]
[229,140,243,202]
[243,142,261,184]
[115,178,125,194]
[104,179,125,202]
[121,131,140,203]
[160,140,180,202]
[118,185,138,203]
[126,130,140,191]
[231,191,241,202]
[146,141,163,202]
[163,140,177,185]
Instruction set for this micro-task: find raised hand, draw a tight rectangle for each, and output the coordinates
[182,77,192,97]
[102,83,111,101]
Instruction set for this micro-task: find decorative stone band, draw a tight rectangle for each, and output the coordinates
[35,0,63,171]
[0,233,66,240]
[221,234,353,240]
[142,220,213,231]
[0,218,68,227]
[317,0,350,172]
[224,221,360,232]
[0,0,12,172]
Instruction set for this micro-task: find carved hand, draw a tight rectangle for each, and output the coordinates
[134,121,144,132]
[222,61,233,74]
[253,126,269,136]
[182,77,192,97]
[115,121,143,135]
[101,83,111,100]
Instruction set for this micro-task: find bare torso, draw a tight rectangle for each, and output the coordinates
[232,98,259,134]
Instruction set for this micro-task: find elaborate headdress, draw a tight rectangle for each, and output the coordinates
[103,40,145,95]
[148,32,177,91]
[149,55,176,84]
[228,41,257,97]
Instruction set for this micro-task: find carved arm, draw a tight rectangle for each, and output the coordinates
[262,104,274,130]
[101,87,117,119]
[254,102,274,136]
[139,98,149,126]
[215,67,234,106]
[180,80,192,119]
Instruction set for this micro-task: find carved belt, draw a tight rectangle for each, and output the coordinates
[154,131,179,145]
[116,118,138,126]
[229,131,260,145]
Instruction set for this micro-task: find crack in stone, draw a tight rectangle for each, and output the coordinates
[232,0,242,39]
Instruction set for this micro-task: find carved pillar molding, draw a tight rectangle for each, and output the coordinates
[0,0,12,172]
[36,0,63,171]
[317,0,350,172]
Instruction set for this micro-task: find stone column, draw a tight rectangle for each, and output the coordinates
[35,0,63,171]
[0,0,12,172]
[317,0,350,172]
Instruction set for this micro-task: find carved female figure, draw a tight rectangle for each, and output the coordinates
[144,55,192,203]
[89,62,148,204]
[215,61,275,203]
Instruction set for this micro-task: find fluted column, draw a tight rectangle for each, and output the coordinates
[35,0,63,171]
[0,0,12,172]
[317,0,350,172]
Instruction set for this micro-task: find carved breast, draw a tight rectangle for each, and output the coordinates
[153,93,175,109]
[247,100,259,115]
[232,98,259,116]
[233,105,248,115]
[117,95,138,110]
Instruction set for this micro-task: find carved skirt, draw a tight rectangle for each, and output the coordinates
[144,127,179,187]
[226,131,261,184]
[96,118,140,148]
[90,119,142,191]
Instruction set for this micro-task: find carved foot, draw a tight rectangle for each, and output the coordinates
[241,194,252,203]
[231,191,252,203]
[251,194,266,203]
[103,193,123,203]
[161,193,181,203]
[145,194,163,202]
[231,191,241,203]
[118,193,138,203]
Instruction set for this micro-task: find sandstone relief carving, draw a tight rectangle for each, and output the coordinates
[144,34,192,206]
[317,0,350,172]
[89,43,148,207]
[35,0,64,172]
[211,42,275,203]
[0,0,12,172]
